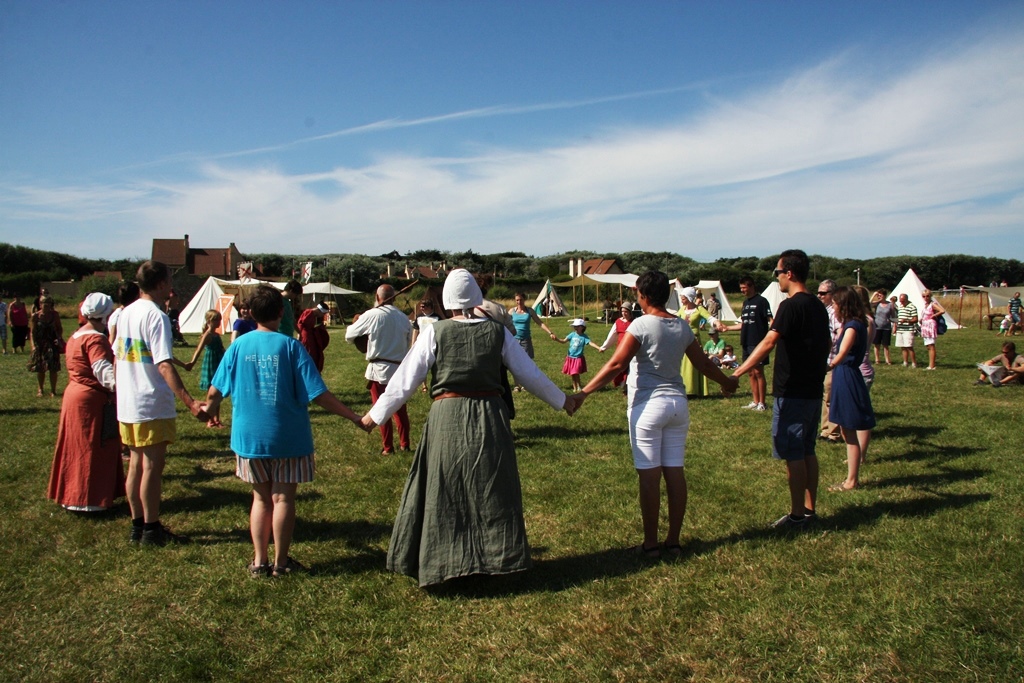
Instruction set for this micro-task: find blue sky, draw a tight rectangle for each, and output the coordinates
[1,1,1022,261]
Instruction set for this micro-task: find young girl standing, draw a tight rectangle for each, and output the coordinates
[557,318,602,392]
[188,309,225,427]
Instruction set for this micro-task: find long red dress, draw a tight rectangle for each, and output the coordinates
[47,329,125,511]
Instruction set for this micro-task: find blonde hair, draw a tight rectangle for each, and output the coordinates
[202,309,222,335]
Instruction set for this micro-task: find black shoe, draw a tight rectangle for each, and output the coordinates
[129,525,143,545]
[769,513,807,530]
[140,523,190,547]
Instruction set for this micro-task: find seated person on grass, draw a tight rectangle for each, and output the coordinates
[202,285,365,578]
[975,341,1024,387]
[720,344,739,369]
[703,328,725,366]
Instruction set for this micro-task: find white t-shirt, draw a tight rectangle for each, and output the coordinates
[114,298,176,423]
[626,314,693,406]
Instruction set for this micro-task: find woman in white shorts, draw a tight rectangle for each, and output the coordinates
[919,289,946,370]
[576,272,737,558]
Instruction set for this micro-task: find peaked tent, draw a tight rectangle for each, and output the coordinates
[178,277,240,334]
[670,280,740,322]
[890,268,962,329]
[531,280,567,317]
[760,281,788,316]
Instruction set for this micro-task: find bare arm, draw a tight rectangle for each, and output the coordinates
[313,391,364,426]
[187,330,212,366]
[684,341,738,395]
[581,333,640,395]
[528,308,556,338]
[733,330,780,378]
[157,360,207,420]
[829,327,857,369]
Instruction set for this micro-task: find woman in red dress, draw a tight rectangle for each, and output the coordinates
[47,293,125,512]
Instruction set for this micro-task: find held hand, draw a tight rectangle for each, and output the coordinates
[189,399,210,422]
[549,333,557,340]
[359,413,377,433]
[720,376,740,397]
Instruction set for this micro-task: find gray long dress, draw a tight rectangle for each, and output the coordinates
[386,318,530,586]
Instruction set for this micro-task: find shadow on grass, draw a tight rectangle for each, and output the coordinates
[514,425,628,440]
[1,405,63,416]
[686,490,991,560]
[871,423,946,441]
[866,467,990,490]
[872,444,987,464]
[419,546,655,599]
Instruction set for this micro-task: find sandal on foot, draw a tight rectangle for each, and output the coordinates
[828,482,857,492]
[248,562,271,578]
[629,543,661,559]
[272,556,309,577]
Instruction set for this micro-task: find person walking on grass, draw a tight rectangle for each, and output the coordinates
[723,276,772,412]
[733,250,831,530]
[114,260,209,547]
[203,285,364,578]
[826,287,877,492]
[555,318,603,393]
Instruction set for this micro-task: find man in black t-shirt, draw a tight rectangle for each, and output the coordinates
[733,250,830,530]
[725,276,773,411]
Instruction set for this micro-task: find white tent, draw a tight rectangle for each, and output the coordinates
[178,277,240,334]
[760,281,788,316]
[890,269,962,329]
[531,280,567,317]
[670,280,739,322]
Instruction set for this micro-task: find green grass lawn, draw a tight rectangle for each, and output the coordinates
[1,323,1022,681]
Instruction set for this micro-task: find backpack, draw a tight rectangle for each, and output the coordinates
[936,315,947,335]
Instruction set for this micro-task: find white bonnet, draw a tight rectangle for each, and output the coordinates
[680,287,698,303]
[81,292,114,321]
[442,269,483,311]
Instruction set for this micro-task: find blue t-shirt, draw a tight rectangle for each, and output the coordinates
[566,331,590,358]
[511,310,532,340]
[211,330,328,459]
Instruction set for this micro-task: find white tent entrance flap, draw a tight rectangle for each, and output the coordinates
[532,280,567,317]
[760,281,788,316]
[890,269,962,329]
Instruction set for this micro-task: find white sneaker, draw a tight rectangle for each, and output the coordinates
[755,403,767,412]
[902,362,908,367]
[742,401,758,410]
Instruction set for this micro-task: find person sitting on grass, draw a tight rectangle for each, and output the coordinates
[202,285,364,578]
[975,341,1024,387]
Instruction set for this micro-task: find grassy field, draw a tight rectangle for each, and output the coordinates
[1,315,1022,682]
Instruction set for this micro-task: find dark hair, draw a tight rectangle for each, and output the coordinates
[635,271,670,307]
[738,276,756,288]
[117,281,141,307]
[1003,341,1016,355]
[136,260,170,294]
[778,249,810,283]
[248,285,284,324]
[832,286,868,323]
[284,280,303,295]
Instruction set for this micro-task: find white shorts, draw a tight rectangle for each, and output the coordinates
[922,336,936,346]
[627,394,689,469]
[896,331,916,348]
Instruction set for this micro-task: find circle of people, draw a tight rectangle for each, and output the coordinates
[27,254,1023,583]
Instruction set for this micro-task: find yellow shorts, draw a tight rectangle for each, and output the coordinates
[119,419,176,448]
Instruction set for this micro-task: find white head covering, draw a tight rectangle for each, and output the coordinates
[569,318,586,327]
[81,292,114,322]
[442,268,483,312]
[680,287,698,303]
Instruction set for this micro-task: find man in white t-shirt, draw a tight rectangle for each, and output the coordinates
[115,261,208,546]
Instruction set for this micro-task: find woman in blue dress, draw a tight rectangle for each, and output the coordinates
[827,287,876,492]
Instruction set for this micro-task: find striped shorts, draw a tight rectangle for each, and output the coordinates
[236,454,315,484]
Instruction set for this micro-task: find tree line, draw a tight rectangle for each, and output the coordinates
[2,241,1020,298]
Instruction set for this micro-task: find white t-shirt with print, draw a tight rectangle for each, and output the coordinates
[114,298,176,423]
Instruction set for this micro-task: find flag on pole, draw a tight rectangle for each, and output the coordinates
[237,261,254,280]
[301,261,313,284]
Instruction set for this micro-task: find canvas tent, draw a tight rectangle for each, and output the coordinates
[178,277,241,334]
[760,281,788,316]
[553,273,638,318]
[531,280,567,317]
[670,280,739,322]
[179,277,362,334]
[890,268,962,329]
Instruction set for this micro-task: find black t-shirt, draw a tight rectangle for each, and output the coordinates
[770,291,830,399]
[740,295,772,347]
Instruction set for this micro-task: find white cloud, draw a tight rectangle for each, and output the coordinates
[2,24,1022,260]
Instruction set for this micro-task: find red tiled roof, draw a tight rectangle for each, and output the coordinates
[152,238,187,266]
[582,258,622,275]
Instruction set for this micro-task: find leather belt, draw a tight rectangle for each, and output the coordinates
[433,390,503,401]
